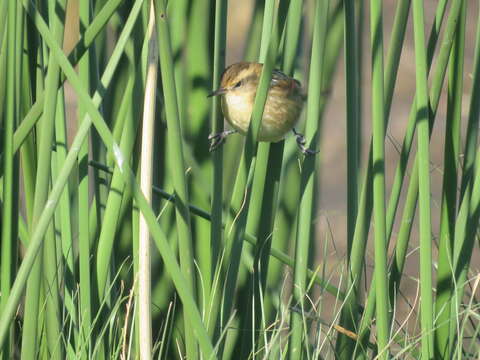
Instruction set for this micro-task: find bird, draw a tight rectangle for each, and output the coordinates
[207,61,317,155]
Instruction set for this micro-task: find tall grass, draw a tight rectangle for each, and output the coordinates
[0,0,479,359]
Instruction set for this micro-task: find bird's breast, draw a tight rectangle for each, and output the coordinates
[221,93,253,134]
[221,91,302,142]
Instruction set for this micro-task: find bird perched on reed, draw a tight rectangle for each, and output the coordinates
[208,61,317,155]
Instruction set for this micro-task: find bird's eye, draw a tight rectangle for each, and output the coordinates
[233,81,242,89]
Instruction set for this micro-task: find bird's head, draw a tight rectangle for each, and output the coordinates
[208,62,261,98]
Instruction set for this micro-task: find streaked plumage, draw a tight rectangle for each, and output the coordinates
[212,62,305,142]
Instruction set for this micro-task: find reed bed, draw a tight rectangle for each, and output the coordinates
[0,0,479,358]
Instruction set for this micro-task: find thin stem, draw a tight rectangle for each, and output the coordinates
[370,0,390,357]
[153,1,197,357]
[138,5,158,358]
[0,1,19,358]
[288,0,329,357]
[412,0,434,357]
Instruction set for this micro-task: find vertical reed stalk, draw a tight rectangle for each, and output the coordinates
[434,2,466,357]
[1,6,215,355]
[412,0,434,357]
[138,5,158,358]
[0,1,19,358]
[21,0,66,357]
[370,0,390,358]
[335,0,360,356]
[209,0,228,319]
[288,0,329,357]
[77,0,93,352]
[153,1,197,357]
[214,3,280,354]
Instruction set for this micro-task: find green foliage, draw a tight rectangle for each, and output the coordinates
[0,0,479,358]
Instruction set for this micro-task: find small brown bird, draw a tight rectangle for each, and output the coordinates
[208,62,317,155]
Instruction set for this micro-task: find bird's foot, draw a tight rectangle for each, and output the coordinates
[208,129,237,152]
[292,128,319,156]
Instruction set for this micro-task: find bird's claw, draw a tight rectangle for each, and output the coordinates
[208,130,236,152]
[292,128,319,156]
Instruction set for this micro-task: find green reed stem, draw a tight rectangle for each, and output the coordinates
[0,4,216,355]
[86,0,144,301]
[21,0,66,357]
[137,7,158,357]
[412,0,434,357]
[282,0,303,75]
[215,3,280,353]
[186,0,211,138]
[335,0,360,355]
[89,160,345,301]
[344,0,358,256]
[240,1,304,355]
[0,0,124,173]
[95,62,137,301]
[209,0,228,316]
[356,1,461,355]
[53,86,77,357]
[77,0,94,352]
[446,1,480,356]
[459,4,480,199]
[370,0,390,358]
[451,150,480,349]
[288,0,328,358]
[434,2,465,357]
[339,1,411,356]
[0,30,7,127]
[42,90,65,360]
[153,1,197,358]
[0,1,19,358]
[18,0,142,355]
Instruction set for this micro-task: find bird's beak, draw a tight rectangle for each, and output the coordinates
[207,88,227,98]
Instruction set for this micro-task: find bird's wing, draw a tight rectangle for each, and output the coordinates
[270,69,296,85]
[270,69,304,98]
